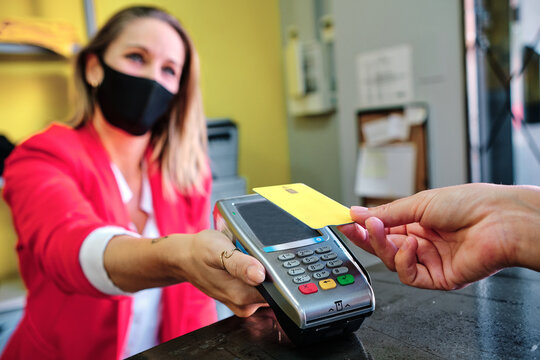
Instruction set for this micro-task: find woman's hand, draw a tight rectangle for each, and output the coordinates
[339,183,540,290]
[104,229,267,317]
[173,230,267,317]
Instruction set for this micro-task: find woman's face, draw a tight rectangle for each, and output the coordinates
[103,17,185,94]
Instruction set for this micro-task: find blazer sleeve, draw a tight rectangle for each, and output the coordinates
[3,130,123,297]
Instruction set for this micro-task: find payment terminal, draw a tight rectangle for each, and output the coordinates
[213,194,375,345]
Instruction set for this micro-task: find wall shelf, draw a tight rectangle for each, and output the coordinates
[0,43,60,56]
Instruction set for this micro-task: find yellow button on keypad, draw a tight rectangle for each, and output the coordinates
[319,278,336,290]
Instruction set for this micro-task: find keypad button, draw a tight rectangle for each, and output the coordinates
[287,267,305,276]
[278,253,295,261]
[302,256,319,264]
[337,274,355,286]
[315,246,332,254]
[326,259,343,268]
[283,260,300,268]
[293,274,311,284]
[319,278,337,290]
[296,249,314,257]
[307,263,325,272]
[332,266,349,275]
[313,270,330,280]
[298,283,318,294]
[321,252,337,261]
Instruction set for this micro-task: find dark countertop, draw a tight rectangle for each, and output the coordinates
[130,263,540,359]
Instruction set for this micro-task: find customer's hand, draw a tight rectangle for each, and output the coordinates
[339,183,540,290]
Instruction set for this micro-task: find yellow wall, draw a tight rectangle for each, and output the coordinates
[0,0,290,280]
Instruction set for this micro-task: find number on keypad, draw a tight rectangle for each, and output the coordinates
[278,253,295,261]
[332,266,348,276]
[293,274,311,284]
[326,259,343,268]
[313,270,330,280]
[307,263,325,272]
[315,246,332,254]
[288,267,305,276]
[302,256,319,264]
[283,260,300,268]
[296,249,314,257]
[321,252,337,261]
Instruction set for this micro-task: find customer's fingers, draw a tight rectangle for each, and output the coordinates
[366,217,398,271]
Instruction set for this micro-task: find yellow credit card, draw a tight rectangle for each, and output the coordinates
[253,183,353,229]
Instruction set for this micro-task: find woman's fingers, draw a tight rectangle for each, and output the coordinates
[219,252,267,317]
[220,249,266,286]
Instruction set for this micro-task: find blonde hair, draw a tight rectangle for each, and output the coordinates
[72,6,208,196]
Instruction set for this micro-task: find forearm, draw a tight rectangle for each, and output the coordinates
[103,234,191,292]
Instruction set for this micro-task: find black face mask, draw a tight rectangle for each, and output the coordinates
[95,56,175,136]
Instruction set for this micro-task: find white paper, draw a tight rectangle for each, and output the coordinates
[362,118,392,146]
[404,105,427,125]
[362,114,409,146]
[386,114,410,141]
[354,143,416,198]
[356,45,414,108]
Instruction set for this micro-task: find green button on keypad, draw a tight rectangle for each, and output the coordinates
[337,274,355,286]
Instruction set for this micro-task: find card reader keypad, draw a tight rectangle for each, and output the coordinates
[276,245,356,295]
[326,259,343,268]
[297,249,314,257]
[278,253,295,261]
[283,260,300,268]
[332,267,349,276]
[315,246,332,254]
[288,267,305,276]
[307,263,324,271]
[293,274,311,284]
[320,253,337,261]
[313,270,330,280]
[302,256,319,264]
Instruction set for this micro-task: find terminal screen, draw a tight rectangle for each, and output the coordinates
[236,200,319,246]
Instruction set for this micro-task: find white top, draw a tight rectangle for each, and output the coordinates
[79,164,161,357]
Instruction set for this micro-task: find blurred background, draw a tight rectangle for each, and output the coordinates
[0,0,539,350]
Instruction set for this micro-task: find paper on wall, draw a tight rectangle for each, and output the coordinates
[404,105,427,126]
[362,114,410,146]
[354,143,416,198]
[356,44,414,108]
[387,114,410,141]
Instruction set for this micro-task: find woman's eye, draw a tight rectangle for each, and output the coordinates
[126,53,144,63]
[163,66,176,76]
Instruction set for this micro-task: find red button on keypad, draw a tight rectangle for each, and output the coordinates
[298,282,318,294]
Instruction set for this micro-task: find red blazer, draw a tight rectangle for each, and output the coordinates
[1,123,217,359]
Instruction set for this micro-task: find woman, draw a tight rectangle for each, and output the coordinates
[1,6,266,359]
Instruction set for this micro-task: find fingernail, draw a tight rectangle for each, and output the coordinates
[247,265,265,283]
[351,206,368,212]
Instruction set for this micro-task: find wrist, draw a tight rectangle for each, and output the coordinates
[158,233,194,282]
[506,186,540,271]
